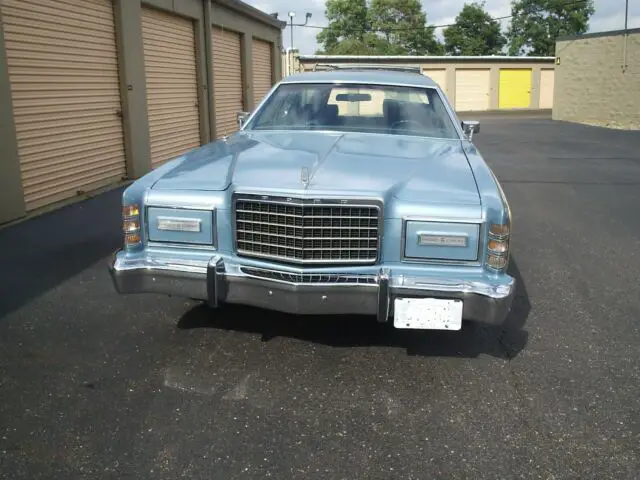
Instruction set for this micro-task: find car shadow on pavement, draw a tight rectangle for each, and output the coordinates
[178,258,530,359]
[0,187,124,318]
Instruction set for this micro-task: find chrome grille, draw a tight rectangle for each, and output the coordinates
[234,196,381,264]
[240,267,378,285]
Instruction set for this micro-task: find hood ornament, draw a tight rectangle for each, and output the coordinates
[300,167,310,188]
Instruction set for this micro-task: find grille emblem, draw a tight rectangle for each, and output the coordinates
[300,167,309,188]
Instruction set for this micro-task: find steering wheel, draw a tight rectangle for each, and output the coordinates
[304,119,322,128]
[391,119,424,130]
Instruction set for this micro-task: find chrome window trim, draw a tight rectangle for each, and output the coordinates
[232,192,384,265]
[245,128,461,143]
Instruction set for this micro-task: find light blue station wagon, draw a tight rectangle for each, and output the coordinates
[109,67,515,331]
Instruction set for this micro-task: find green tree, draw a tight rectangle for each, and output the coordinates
[444,2,506,55]
[369,0,442,55]
[507,0,595,56]
[316,0,443,55]
[319,33,406,55]
[316,0,369,54]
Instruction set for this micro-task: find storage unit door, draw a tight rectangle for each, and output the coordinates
[142,7,200,168]
[1,0,126,211]
[498,69,532,109]
[539,69,555,109]
[455,69,491,111]
[422,69,447,94]
[252,39,273,107]
[212,27,243,139]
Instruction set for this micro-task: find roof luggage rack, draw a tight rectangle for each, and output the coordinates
[312,63,422,74]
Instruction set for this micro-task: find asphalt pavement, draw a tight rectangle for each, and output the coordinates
[1,116,639,479]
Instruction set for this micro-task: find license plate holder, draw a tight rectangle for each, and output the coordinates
[393,298,463,330]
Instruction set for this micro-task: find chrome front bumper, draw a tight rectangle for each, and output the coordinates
[108,251,516,326]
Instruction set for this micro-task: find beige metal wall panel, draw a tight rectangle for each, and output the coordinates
[421,68,447,93]
[252,38,273,107]
[142,7,200,168]
[212,26,243,138]
[455,69,491,111]
[539,68,554,109]
[1,0,126,211]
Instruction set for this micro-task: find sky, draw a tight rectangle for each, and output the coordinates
[245,0,640,54]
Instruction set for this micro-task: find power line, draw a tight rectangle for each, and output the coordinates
[290,0,590,34]
[295,15,512,31]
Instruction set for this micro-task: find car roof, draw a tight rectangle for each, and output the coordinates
[280,69,438,88]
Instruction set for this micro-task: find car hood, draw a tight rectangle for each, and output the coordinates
[151,131,480,206]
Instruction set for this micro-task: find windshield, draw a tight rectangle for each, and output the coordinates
[246,82,459,139]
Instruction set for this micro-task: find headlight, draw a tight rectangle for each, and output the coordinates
[147,207,215,246]
[403,220,480,262]
[486,222,510,271]
[122,204,142,249]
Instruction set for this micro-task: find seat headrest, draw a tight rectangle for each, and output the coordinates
[383,99,402,120]
[324,104,339,116]
[383,99,399,113]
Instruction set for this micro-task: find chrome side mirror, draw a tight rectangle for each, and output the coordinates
[461,120,480,140]
[237,111,250,127]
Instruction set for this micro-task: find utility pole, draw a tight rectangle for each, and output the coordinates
[287,11,313,75]
[288,11,295,54]
[622,0,629,72]
[624,0,629,31]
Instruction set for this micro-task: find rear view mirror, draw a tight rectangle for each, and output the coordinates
[461,120,480,139]
[237,111,250,127]
[335,93,372,102]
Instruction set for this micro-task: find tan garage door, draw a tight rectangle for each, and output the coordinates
[252,39,273,107]
[422,69,447,94]
[142,7,200,168]
[455,69,491,111]
[212,26,243,139]
[539,69,555,109]
[1,0,126,211]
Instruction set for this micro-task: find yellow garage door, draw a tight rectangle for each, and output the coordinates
[1,0,126,211]
[539,69,554,109]
[212,26,243,139]
[455,69,490,111]
[422,69,447,95]
[252,39,273,107]
[142,8,200,168]
[499,69,532,109]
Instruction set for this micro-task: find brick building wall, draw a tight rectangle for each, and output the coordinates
[553,29,640,129]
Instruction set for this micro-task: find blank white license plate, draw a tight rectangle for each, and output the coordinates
[393,298,463,330]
